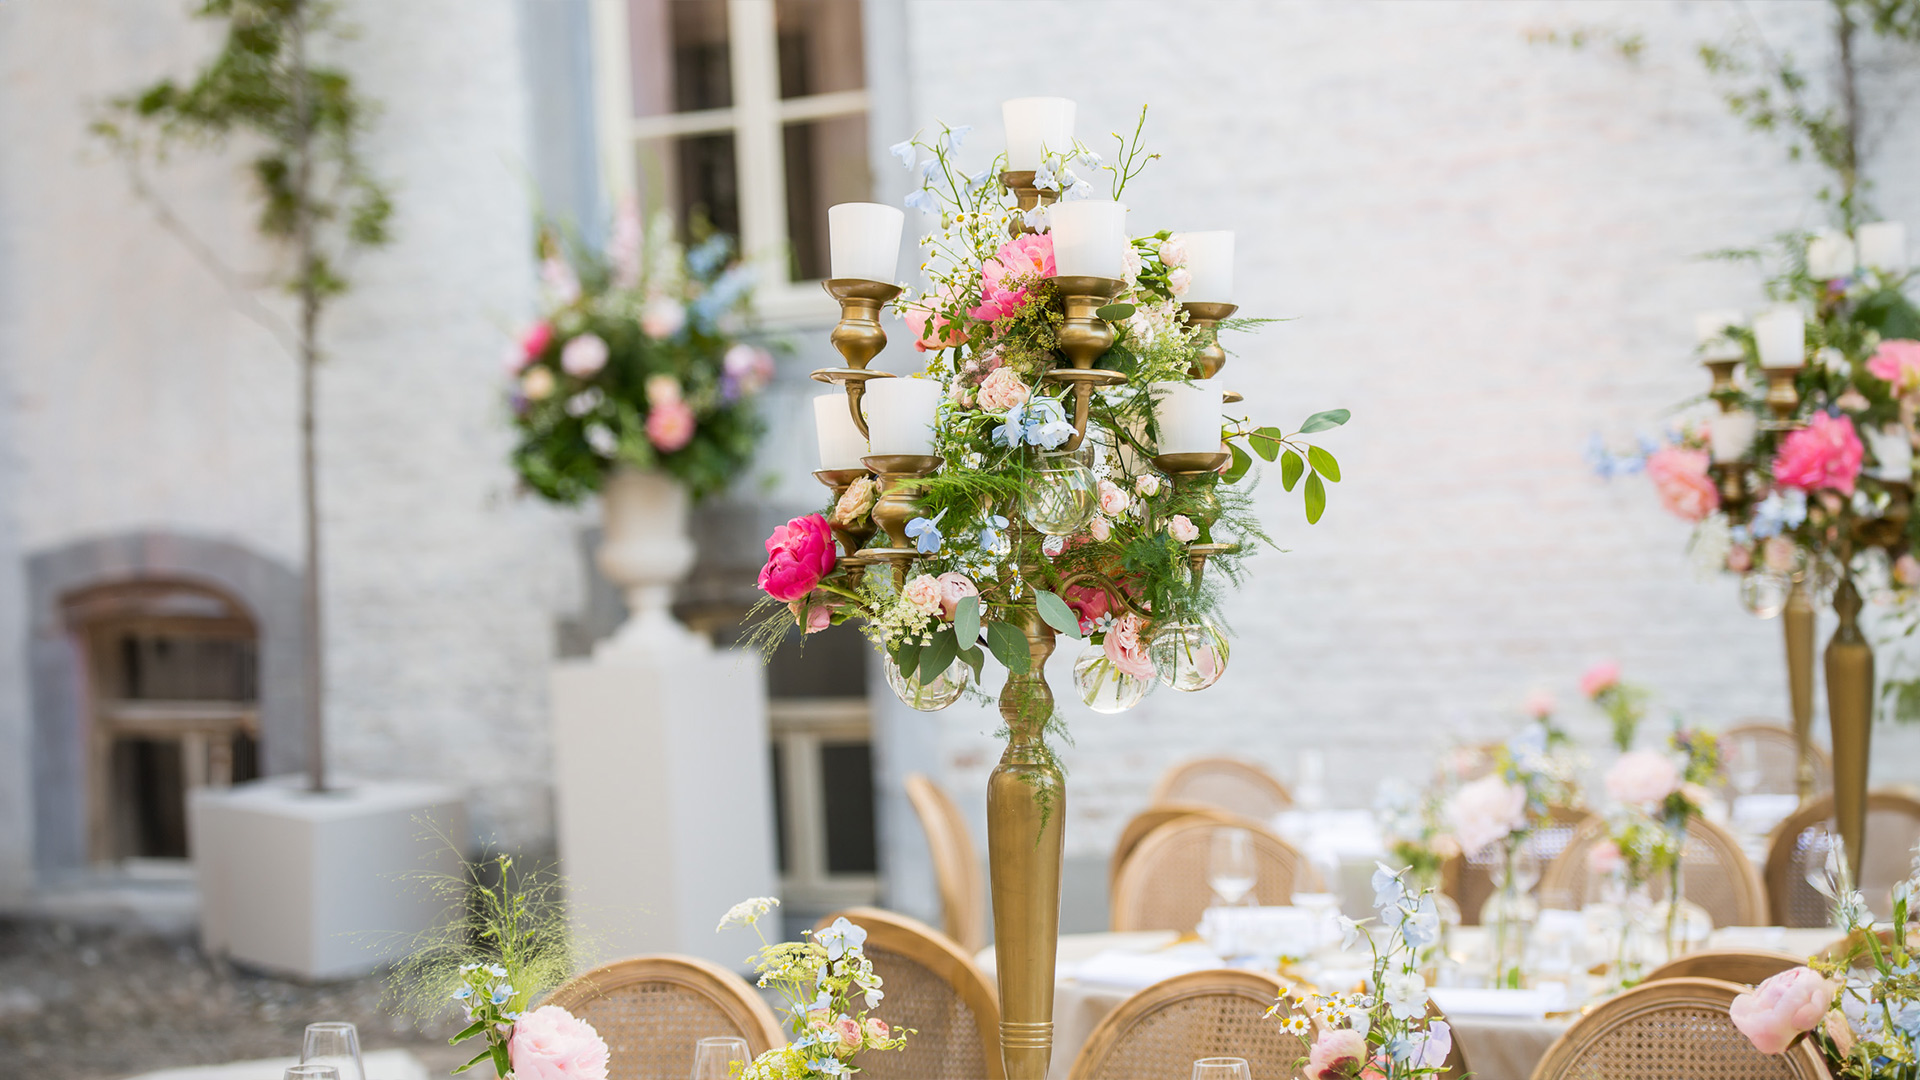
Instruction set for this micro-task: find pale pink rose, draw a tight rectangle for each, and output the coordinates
[902,281,969,352]
[1136,474,1161,497]
[1167,267,1192,297]
[864,1017,891,1043]
[1773,411,1865,495]
[560,333,609,377]
[644,374,682,406]
[641,295,686,339]
[1103,613,1156,679]
[1586,838,1626,876]
[508,1006,610,1080]
[1727,544,1753,572]
[1304,1029,1367,1080]
[832,477,879,526]
[1580,660,1620,700]
[1158,237,1189,267]
[977,367,1031,412]
[1168,514,1199,542]
[1824,1009,1855,1057]
[971,233,1056,322]
[1731,967,1837,1055]
[646,398,695,452]
[935,572,978,621]
[522,366,556,401]
[807,1009,831,1031]
[902,574,943,616]
[1446,774,1528,856]
[1867,339,1920,395]
[1645,445,1719,522]
[1763,536,1798,572]
[1898,554,1920,587]
[1097,479,1130,516]
[834,1016,863,1050]
[789,597,832,633]
[1605,750,1682,807]
[1524,691,1555,719]
[1089,515,1112,541]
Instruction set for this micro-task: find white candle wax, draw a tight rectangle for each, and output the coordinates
[1002,97,1075,171]
[1859,221,1908,273]
[1866,423,1914,482]
[1695,308,1745,361]
[1179,231,1234,303]
[813,393,869,470]
[1807,229,1857,279]
[1152,380,1224,454]
[862,377,942,457]
[1753,308,1806,370]
[1710,411,1757,464]
[828,202,904,282]
[1050,200,1128,279]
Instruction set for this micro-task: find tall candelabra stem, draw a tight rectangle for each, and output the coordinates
[1783,578,1818,803]
[1826,577,1874,878]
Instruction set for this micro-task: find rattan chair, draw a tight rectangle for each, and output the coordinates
[817,907,1004,1080]
[1540,814,1769,927]
[905,772,987,953]
[1445,805,1593,925]
[1110,817,1321,932]
[1107,802,1253,899]
[1530,975,1830,1079]
[1149,757,1293,820]
[1066,969,1307,1080]
[1641,948,1803,987]
[1721,720,1833,795]
[545,954,785,1080]
[1764,788,1920,928]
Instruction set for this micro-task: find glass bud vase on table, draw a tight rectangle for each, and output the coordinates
[301,1022,364,1080]
[1148,614,1230,692]
[692,1036,752,1080]
[1481,837,1540,989]
[1072,644,1151,713]
[1020,444,1098,536]
[884,655,970,711]
[1651,819,1712,960]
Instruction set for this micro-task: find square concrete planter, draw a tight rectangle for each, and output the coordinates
[190,776,466,979]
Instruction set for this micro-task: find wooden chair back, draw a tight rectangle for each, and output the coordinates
[904,772,986,953]
[1066,969,1306,1080]
[1721,720,1832,795]
[1445,805,1593,925]
[1107,803,1252,899]
[1641,948,1803,987]
[1539,815,1768,927]
[1530,976,1830,1079]
[1149,756,1293,821]
[1765,788,1920,928]
[544,954,785,1080]
[1110,818,1320,932]
[817,908,1004,1080]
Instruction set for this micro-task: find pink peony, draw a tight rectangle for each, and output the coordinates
[508,1006,610,1080]
[1586,838,1626,876]
[902,281,969,352]
[789,597,832,633]
[1581,661,1620,700]
[1446,774,1528,856]
[1304,1029,1367,1080]
[560,333,609,377]
[1103,613,1156,679]
[1097,480,1129,517]
[1605,750,1681,807]
[1867,339,1920,395]
[518,321,553,366]
[977,367,1031,412]
[935,572,979,621]
[1731,967,1838,1055]
[1524,691,1555,719]
[902,574,943,616]
[1168,514,1199,542]
[1065,583,1111,634]
[1773,411,1865,496]
[1645,446,1719,522]
[645,398,695,452]
[758,515,837,602]
[971,233,1056,322]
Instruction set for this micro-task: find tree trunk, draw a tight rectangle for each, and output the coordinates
[290,1,326,794]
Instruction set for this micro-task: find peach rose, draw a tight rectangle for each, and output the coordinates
[522,366,556,401]
[1586,838,1626,876]
[832,477,879,526]
[1605,750,1681,808]
[902,574,943,616]
[1103,613,1156,679]
[1168,514,1199,542]
[935,572,978,621]
[1089,515,1112,541]
[834,1016,863,1050]
[864,1017,890,1043]
[977,367,1031,412]
[1731,967,1837,1055]
[1446,774,1527,856]
[1097,479,1130,516]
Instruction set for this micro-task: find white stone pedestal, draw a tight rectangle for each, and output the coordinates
[551,637,775,971]
[189,777,466,979]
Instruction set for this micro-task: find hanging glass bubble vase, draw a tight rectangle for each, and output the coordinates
[1147,614,1230,691]
[1072,644,1152,713]
[884,655,970,712]
[1020,444,1098,537]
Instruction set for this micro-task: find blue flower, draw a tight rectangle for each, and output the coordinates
[1750,490,1808,540]
[918,158,938,182]
[490,985,513,1005]
[966,167,995,194]
[979,514,1010,555]
[816,916,868,960]
[941,124,972,151]
[1401,893,1441,947]
[889,140,915,169]
[451,987,472,1001]
[905,509,947,555]
[1371,862,1405,912]
[686,233,731,278]
[1023,397,1076,449]
[904,188,937,214]
[486,963,507,977]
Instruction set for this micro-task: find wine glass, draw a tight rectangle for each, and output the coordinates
[1192,1057,1252,1079]
[1209,827,1257,907]
[284,1068,340,1080]
[692,1036,752,1080]
[301,1022,364,1080]
[1295,749,1327,813]
[1728,736,1764,800]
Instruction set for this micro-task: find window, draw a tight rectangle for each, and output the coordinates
[595,0,873,321]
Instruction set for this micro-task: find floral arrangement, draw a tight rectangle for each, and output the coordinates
[1376,778,1460,894]
[507,203,772,503]
[1581,660,1649,752]
[1273,865,1453,1079]
[1442,716,1578,860]
[1600,726,1724,959]
[717,898,909,1079]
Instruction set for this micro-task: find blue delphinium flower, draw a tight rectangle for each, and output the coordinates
[490,984,514,1005]
[905,509,947,554]
[889,140,914,169]
[815,916,868,960]
[1033,162,1058,191]
[1372,862,1405,912]
[1023,398,1076,449]
[979,515,1010,555]
[938,124,971,151]
[966,167,994,194]
[904,188,937,214]
[686,233,731,278]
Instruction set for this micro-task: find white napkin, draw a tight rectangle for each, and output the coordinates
[1430,986,1566,1019]
[1071,943,1222,991]
[1733,794,1801,837]
[1201,905,1331,959]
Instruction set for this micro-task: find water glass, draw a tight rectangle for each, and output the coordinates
[1728,736,1764,798]
[1295,749,1327,812]
[692,1036,752,1080]
[1208,827,1256,907]
[1192,1057,1252,1079]
[285,1068,340,1080]
[301,1022,364,1080]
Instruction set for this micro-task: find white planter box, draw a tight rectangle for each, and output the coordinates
[189,777,466,979]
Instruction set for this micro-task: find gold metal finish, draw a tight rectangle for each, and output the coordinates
[1703,358,1740,401]
[1763,366,1804,428]
[998,171,1059,236]
[1783,579,1817,803]
[1180,301,1239,380]
[1854,481,1912,552]
[1155,452,1232,531]
[1185,541,1235,588]
[1054,277,1125,370]
[1710,462,1751,521]
[824,279,903,369]
[855,453,940,586]
[1040,368,1127,453]
[1826,578,1873,878]
[1222,390,1244,405]
[814,468,876,560]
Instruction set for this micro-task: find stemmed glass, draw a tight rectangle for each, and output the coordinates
[1208,827,1256,907]
[692,1036,753,1080]
[1728,736,1764,800]
[285,1068,340,1080]
[301,1022,364,1080]
[1192,1057,1252,1079]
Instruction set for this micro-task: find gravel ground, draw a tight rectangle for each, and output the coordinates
[0,918,472,1080]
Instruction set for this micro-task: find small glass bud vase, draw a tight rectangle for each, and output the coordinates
[1072,644,1151,713]
[884,656,970,712]
[1480,837,1540,990]
[1148,615,1230,691]
[1739,571,1790,618]
[1020,445,1098,537]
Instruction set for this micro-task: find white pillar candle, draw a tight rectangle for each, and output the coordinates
[1002,97,1075,171]
[1807,229,1857,279]
[1695,308,1745,361]
[813,393,869,470]
[1753,307,1806,370]
[1152,380,1223,454]
[1050,200,1128,279]
[1179,231,1234,303]
[862,377,942,457]
[1859,221,1908,273]
[1865,423,1914,482]
[1710,411,1757,464]
[827,202,904,282]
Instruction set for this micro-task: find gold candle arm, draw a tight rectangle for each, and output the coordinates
[855,453,941,587]
[1782,578,1817,803]
[1825,577,1873,878]
[1054,277,1125,370]
[999,171,1060,236]
[817,279,905,439]
[1041,368,1127,453]
[1051,571,1145,620]
[814,468,876,561]
[1762,366,1804,428]
[1180,301,1239,380]
[1153,452,1232,530]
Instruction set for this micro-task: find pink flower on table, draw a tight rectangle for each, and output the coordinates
[1645,445,1719,522]
[1103,613,1156,679]
[834,1016,863,1050]
[1097,480,1130,516]
[646,398,695,452]
[1586,838,1626,876]
[1898,553,1920,587]
[1524,691,1555,720]
[508,1005,610,1080]
[807,1009,831,1032]
[1445,774,1527,856]
[789,596,833,633]
[758,515,837,602]
[1168,514,1200,542]
[1731,967,1838,1055]
[1605,750,1681,807]
[1064,582,1111,634]
[902,574,944,616]
[1304,1028,1367,1080]
[902,281,969,352]
[645,375,682,406]
[560,333,609,377]
[971,234,1056,323]
[1867,339,1920,395]
[865,1017,891,1043]
[1580,660,1620,700]
[723,343,775,396]
[977,367,1031,412]
[935,572,979,621]
[1773,411,1865,496]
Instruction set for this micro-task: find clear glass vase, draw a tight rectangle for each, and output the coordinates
[1650,820,1712,960]
[1071,645,1151,713]
[1480,838,1540,990]
[883,656,969,712]
[1020,445,1098,537]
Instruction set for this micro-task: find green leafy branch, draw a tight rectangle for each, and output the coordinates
[1223,409,1351,523]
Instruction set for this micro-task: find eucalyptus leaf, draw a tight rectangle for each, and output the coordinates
[893,639,922,680]
[1034,590,1081,638]
[1095,302,1137,321]
[1224,443,1253,484]
[1249,426,1283,462]
[1305,471,1327,523]
[920,627,958,684]
[986,621,1031,674]
[954,595,981,645]
[1280,449,1305,491]
[959,644,985,682]
[1307,445,1341,482]
[1300,408,1351,433]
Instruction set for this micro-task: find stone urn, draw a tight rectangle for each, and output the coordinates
[595,467,701,656]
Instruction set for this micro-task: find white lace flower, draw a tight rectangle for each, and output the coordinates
[717,896,781,931]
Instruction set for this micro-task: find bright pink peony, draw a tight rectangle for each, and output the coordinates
[1103,613,1156,679]
[1065,583,1111,634]
[970,233,1056,322]
[1731,967,1837,1055]
[518,321,553,366]
[1867,339,1920,394]
[1304,1029,1367,1080]
[903,282,969,352]
[936,572,979,621]
[1581,661,1620,699]
[508,1006,610,1080]
[1773,411,1865,495]
[759,515,837,602]
[645,398,695,452]
[1605,750,1681,807]
[1645,446,1719,522]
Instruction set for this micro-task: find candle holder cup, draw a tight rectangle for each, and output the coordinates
[1180,301,1239,380]
[858,453,943,586]
[1762,366,1805,429]
[1153,451,1231,531]
[818,279,904,437]
[999,171,1061,236]
[815,467,878,560]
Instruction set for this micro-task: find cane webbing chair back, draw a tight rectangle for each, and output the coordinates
[1445,805,1593,925]
[1149,757,1293,821]
[1765,789,1920,928]
[1108,803,1251,898]
[1721,721,1832,795]
[904,772,987,953]
[1642,949,1803,987]
[817,907,1003,1080]
[545,954,784,1080]
[1530,976,1830,1079]
[1066,969,1307,1080]
[1110,818,1320,932]
[1540,815,1768,927]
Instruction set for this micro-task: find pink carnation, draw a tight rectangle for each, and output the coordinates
[508,1006,609,1080]
[758,515,837,602]
[1524,691,1555,719]
[1867,339,1920,395]
[1645,445,1719,522]
[1580,661,1620,700]
[970,233,1056,323]
[1731,967,1838,1055]
[645,398,695,452]
[1773,411,1864,496]
[1103,613,1156,679]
